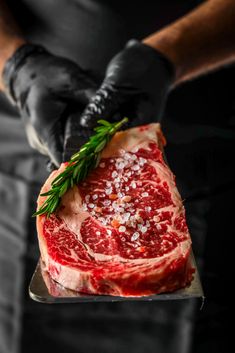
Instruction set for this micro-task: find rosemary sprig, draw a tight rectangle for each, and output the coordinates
[33,117,128,217]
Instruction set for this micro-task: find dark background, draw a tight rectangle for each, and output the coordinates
[0,1,233,352]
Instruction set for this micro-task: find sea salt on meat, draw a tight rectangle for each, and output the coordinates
[37,123,195,297]
[131,232,140,241]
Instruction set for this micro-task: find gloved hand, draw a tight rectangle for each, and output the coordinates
[2,43,99,167]
[79,39,175,129]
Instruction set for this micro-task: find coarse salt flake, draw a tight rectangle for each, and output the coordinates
[132,164,140,171]
[141,192,149,197]
[131,154,137,160]
[112,171,118,178]
[96,231,101,236]
[92,194,98,200]
[123,212,131,222]
[88,203,95,208]
[119,226,126,232]
[119,217,125,224]
[104,200,111,206]
[82,203,88,211]
[131,181,136,189]
[99,217,107,225]
[124,153,132,160]
[116,162,125,170]
[139,157,147,166]
[112,201,118,208]
[105,188,112,195]
[131,232,140,241]
[117,207,125,213]
[138,224,146,232]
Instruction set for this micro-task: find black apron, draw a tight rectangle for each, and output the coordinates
[0,1,232,352]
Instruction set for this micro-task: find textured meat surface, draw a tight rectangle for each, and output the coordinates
[37,123,194,297]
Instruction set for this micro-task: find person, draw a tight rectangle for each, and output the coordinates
[0,0,234,352]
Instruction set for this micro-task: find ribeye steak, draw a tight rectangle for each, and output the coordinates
[37,123,194,297]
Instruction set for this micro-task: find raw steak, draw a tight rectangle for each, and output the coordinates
[37,123,194,297]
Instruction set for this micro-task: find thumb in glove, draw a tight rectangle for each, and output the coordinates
[2,43,100,167]
[79,39,175,130]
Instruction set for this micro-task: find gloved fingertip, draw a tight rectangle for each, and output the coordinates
[50,151,63,168]
[80,113,97,128]
[46,160,57,172]
[46,136,64,168]
[63,125,93,162]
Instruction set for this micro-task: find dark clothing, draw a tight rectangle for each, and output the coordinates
[0,1,233,353]
[8,0,199,75]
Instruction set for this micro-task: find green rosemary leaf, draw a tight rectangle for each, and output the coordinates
[33,117,128,217]
[76,160,85,179]
[33,204,50,217]
[49,198,60,214]
[78,146,88,153]
[70,178,74,188]
[78,162,87,182]
[94,138,107,153]
[59,178,70,197]
[40,190,55,197]
[75,169,81,184]
[94,152,101,168]
[70,151,81,161]
[45,193,57,202]
[73,164,80,179]
[97,119,111,127]
[94,126,106,132]
[51,172,67,185]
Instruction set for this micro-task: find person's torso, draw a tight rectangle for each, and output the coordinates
[2,0,235,143]
[8,0,201,74]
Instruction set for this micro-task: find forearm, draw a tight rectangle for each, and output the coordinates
[143,0,235,84]
[0,0,26,91]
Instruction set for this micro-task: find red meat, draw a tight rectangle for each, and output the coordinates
[37,123,194,297]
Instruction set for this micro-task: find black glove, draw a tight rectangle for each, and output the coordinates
[2,43,99,167]
[79,39,175,129]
